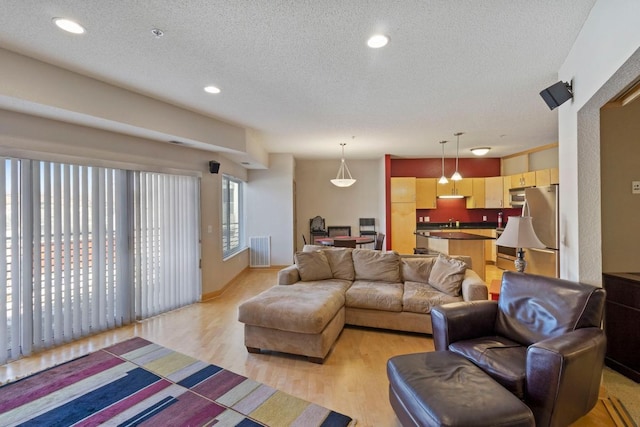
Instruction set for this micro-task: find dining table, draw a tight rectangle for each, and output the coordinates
[315,236,375,246]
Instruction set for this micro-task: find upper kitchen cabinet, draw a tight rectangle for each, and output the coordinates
[416,178,437,209]
[466,178,486,209]
[436,178,472,197]
[503,177,511,209]
[485,176,505,208]
[510,171,536,188]
[390,177,416,202]
[535,167,560,187]
[535,169,551,187]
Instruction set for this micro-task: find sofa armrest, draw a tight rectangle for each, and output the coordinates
[526,328,606,427]
[461,269,488,301]
[431,300,498,351]
[277,265,300,285]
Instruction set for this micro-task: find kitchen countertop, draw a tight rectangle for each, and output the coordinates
[415,231,495,240]
[416,222,498,231]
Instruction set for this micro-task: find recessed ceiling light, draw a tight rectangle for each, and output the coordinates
[471,147,491,156]
[367,34,389,48]
[52,18,85,34]
[204,86,221,94]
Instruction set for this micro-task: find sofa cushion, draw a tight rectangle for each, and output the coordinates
[352,249,401,282]
[323,248,355,281]
[402,281,462,314]
[346,280,403,312]
[238,281,347,334]
[428,255,467,297]
[295,250,333,281]
[449,336,527,399]
[401,257,436,284]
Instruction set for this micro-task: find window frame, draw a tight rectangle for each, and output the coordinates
[222,174,245,258]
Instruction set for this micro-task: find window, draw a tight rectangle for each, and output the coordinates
[222,175,244,257]
[1,157,200,364]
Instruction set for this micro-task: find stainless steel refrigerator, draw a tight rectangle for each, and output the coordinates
[524,185,560,278]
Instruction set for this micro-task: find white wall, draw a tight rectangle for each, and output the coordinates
[558,0,640,284]
[296,158,384,250]
[246,154,295,266]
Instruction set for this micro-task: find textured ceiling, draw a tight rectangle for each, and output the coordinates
[0,1,596,161]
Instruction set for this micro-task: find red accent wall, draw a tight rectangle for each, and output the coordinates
[390,158,501,178]
[384,154,392,250]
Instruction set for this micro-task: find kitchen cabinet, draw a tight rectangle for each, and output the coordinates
[503,177,511,209]
[535,169,551,187]
[391,201,417,254]
[510,171,535,188]
[436,178,472,197]
[465,228,496,263]
[535,168,559,187]
[416,178,437,208]
[390,177,416,202]
[465,178,486,209]
[484,176,504,208]
[390,177,417,254]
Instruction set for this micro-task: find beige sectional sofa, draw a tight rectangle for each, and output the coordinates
[238,247,488,363]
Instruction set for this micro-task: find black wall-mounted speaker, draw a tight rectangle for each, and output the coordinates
[540,81,573,110]
[208,160,220,174]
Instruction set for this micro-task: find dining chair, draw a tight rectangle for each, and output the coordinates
[374,233,385,250]
[359,218,376,238]
[328,226,351,237]
[334,239,357,248]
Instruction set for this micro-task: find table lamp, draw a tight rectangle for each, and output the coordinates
[495,216,545,273]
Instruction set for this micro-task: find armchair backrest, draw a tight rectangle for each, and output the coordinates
[495,271,606,346]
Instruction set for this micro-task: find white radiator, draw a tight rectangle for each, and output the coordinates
[249,236,271,267]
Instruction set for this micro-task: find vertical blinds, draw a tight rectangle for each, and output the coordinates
[133,172,200,319]
[1,158,201,364]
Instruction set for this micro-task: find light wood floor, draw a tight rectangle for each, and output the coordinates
[0,265,621,427]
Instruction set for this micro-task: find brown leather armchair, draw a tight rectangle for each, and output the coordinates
[431,271,607,427]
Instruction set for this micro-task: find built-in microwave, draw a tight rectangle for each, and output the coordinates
[509,188,526,207]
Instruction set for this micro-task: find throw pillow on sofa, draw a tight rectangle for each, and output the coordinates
[323,248,355,281]
[428,254,467,297]
[352,249,401,282]
[401,257,436,284]
[294,251,333,281]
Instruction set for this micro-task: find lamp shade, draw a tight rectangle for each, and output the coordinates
[331,143,356,187]
[495,216,545,249]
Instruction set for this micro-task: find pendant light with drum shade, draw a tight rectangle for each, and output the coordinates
[438,141,449,184]
[451,132,463,181]
[331,141,356,187]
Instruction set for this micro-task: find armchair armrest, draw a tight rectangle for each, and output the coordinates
[431,300,498,351]
[277,265,300,285]
[461,269,488,301]
[526,328,607,427]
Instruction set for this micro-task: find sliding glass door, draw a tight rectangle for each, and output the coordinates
[1,157,201,364]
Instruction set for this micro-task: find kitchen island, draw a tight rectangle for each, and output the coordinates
[415,231,494,280]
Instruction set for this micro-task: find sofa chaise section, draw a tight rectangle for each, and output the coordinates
[238,248,488,362]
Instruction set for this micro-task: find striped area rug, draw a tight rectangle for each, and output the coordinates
[0,337,355,426]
